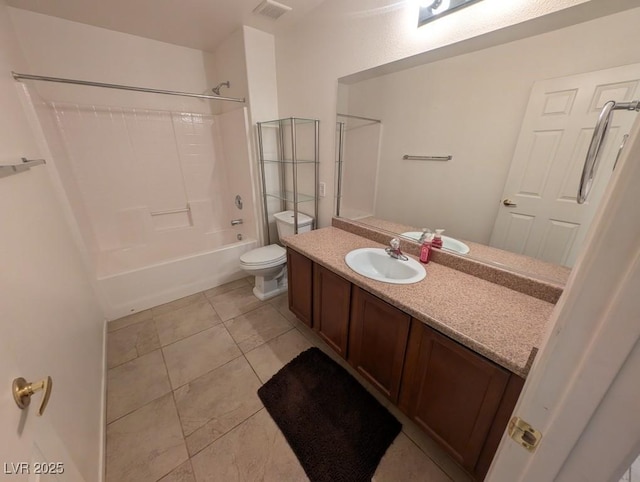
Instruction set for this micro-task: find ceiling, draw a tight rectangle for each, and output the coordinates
[5,0,326,52]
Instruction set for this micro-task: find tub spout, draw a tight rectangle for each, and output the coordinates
[231,219,243,226]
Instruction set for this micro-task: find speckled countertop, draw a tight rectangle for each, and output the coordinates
[353,216,572,286]
[284,227,556,378]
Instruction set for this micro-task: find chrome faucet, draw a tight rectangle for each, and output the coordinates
[385,238,409,261]
[230,219,243,226]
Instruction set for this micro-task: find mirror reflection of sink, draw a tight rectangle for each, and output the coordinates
[345,248,426,284]
[401,232,470,255]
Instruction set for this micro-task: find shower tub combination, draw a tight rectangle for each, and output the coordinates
[21,76,259,319]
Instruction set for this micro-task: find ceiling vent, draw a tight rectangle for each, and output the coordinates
[253,0,292,20]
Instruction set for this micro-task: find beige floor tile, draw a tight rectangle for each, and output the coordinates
[224,304,292,353]
[373,432,452,482]
[267,293,299,323]
[630,454,640,480]
[207,285,265,321]
[244,328,312,383]
[107,350,171,423]
[190,409,307,482]
[106,393,188,482]
[107,309,153,333]
[107,319,160,369]
[158,460,196,482]
[203,278,250,299]
[155,300,221,346]
[175,357,263,455]
[163,325,241,389]
[152,293,206,317]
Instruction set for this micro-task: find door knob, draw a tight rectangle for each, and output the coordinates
[12,376,52,416]
[503,198,518,207]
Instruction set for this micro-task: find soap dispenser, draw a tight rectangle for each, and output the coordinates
[419,232,433,264]
[432,229,444,249]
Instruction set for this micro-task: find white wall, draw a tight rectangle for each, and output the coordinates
[274,0,638,227]
[8,8,221,114]
[243,26,286,244]
[215,28,249,114]
[344,6,640,244]
[0,1,105,479]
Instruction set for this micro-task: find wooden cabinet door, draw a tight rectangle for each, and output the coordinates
[287,248,313,327]
[400,320,510,473]
[348,286,411,403]
[313,264,351,358]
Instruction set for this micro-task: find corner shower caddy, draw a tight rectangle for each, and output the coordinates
[257,117,319,243]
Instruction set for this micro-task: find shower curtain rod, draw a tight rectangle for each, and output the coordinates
[12,72,246,103]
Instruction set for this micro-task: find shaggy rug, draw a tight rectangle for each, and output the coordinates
[258,347,402,482]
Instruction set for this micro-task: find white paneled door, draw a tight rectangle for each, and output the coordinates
[1,4,104,480]
[490,63,640,267]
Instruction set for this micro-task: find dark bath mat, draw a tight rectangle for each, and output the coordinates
[257,347,402,482]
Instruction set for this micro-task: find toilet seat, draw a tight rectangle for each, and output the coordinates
[240,244,286,269]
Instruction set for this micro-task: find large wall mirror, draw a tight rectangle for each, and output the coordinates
[335,6,640,284]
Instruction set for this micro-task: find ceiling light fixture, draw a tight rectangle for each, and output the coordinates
[418,0,482,27]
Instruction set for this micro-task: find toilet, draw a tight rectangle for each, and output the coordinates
[240,210,314,301]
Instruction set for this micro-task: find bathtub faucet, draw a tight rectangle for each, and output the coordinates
[231,219,243,226]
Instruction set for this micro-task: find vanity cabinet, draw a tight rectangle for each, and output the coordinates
[313,264,351,357]
[287,248,313,327]
[399,320,525,478]
[286,247,524,480]
[348,286,411,403]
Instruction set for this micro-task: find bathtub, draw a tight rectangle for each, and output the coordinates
[97,233,258,320]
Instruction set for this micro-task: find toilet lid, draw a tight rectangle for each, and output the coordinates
[240,244,286,266]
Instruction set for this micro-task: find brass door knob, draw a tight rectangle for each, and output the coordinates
[12,376,52,416]
[503,198,518,207]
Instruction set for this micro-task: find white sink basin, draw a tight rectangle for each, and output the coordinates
[400,232,470,255]
[345,248,426,284]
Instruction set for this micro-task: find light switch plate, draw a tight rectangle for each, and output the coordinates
[319,182,326,197]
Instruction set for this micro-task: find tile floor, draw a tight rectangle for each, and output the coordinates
[106,277,472,482]
[620,455,640,482]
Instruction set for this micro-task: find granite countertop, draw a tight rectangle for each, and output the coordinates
[284,227,556,378]
[352,216,571,286]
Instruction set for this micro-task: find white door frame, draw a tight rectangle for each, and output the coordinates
[488,107,640,480]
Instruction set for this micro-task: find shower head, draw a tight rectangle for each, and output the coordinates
[212,81,230,96]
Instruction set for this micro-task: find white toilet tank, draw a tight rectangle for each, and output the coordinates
[274,210,314,240]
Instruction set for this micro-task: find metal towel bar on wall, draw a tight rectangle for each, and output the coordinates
[0,158,46,179]
[578,100,640,204]
[403,154,452,161]
[150,205,191,216]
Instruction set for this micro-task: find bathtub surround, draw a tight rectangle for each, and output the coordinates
[9,8,268,320]
[30,97,258,318]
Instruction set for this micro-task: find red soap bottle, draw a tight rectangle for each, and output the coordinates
[419,233,433,264]
[432,229,444,249]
